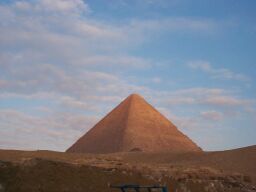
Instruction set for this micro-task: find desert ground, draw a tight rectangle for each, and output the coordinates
[0,145,255,192]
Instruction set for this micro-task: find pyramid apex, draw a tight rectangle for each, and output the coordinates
[128,93,143,98]
[126,93,145,103]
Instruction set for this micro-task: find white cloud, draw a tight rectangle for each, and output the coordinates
[203,96,252,106]
[76,55,151,68]
[0,0,254,151]
[60,96,90,109]
[188,61,250,81]
[168,97,196,105]
[127,17,219,39]
[200,110,223,121]
[159,88,255,108]
[0,60,149,102]
[39,0,88,13]
[152,77,162,83]
[0,109,99,151]
[14,1,32,10]
[173,88,224,96]
[0,0,223,88]
[14,0,89,14]
[59,96,101,112]
[0,79,8,88]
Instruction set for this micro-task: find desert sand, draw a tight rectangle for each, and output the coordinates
[0,146,255,192]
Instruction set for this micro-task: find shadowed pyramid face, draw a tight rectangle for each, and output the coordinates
[67,94,202,153]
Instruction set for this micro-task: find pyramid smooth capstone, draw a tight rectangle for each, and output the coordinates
[67,94,202,153]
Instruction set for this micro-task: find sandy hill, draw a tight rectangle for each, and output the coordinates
[0,146,255,192]
[118,145,256,181]
[67,94,201,153]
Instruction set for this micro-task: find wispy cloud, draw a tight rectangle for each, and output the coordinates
[188,61,250,81]
[203,96,252,106]
[200,110,223,121]
[150,87,256,130]
[13,0,90,15]
[0,0,255,151]
[130,17,218,34]
[0,109,99,151]
[151,77,162,83]
[160,87,254,107]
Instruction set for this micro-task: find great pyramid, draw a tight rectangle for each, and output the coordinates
[67,94,201,153]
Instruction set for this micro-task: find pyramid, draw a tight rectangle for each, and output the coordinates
[67,94,202,153]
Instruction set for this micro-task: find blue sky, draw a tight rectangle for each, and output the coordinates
[0,0,255,151]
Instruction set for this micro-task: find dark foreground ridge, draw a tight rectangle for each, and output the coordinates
[0,146,255,192]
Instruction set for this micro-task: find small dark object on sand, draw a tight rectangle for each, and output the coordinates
[110,184,168,192]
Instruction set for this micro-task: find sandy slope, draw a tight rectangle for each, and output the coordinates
[0,145,255,192]
[118,145,256,183]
